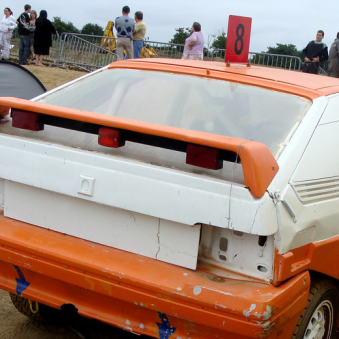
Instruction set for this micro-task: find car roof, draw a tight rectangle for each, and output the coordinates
[108,58,339,101]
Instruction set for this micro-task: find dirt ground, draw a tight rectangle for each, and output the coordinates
[21,64,87,91]
[0,65,150,339]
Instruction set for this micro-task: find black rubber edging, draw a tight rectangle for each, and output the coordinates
[0,60,47,93]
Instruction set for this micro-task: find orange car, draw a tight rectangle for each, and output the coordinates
[1,59,339,338]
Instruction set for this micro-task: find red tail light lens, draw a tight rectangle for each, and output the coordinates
[186,143,223,170]
[11,109,44,131]
[98,127,125,148]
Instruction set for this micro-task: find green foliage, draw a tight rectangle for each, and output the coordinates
[263,43,302,58]
[212,31,227,50]
[169,27,192,45]
[52,17,79,35]
[81,23,104,36]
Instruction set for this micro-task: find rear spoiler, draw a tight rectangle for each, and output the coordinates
[0,97,279,198]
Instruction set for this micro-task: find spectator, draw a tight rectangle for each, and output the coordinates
[17,4,31,65]
[328,32,339,78]
[302,30,328,74]
[33,10,56,66]
[115,5,135,60]
[133,11,146,58]
[27,9,37,63]
[0,7,16,61]
[181,22,204,61]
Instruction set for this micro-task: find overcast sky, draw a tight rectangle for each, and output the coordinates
[5,0,339,52]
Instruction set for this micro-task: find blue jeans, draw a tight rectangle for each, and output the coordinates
[133,40,143,58]
[19,35,31,63]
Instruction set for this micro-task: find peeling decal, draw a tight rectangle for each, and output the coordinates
[193,286,202,295]
[14,265,30,296]
[157,312,176,339]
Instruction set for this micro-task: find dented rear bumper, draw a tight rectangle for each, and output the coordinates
[0,215,309,339]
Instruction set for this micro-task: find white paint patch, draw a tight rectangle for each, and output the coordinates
[243,304,256,318]
[263,305,272,320]
[140,303,144,307]
[183,273,188,276]
[125,319,131,325]
[140,323,144,329]
[134,302,138,306]
[177,287,182,291]
[193,286,202,295]
[125,326,133,332]
[216,304,227,309]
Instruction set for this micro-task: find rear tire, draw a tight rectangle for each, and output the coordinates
[9,293,62,323]
[292,277,339,339]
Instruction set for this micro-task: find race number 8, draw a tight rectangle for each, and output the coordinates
[234,24,244,55]
[225,15,251,63]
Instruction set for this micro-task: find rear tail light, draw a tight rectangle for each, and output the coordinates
[186,143,223,170]
[98,127,125,148]
[11,109,44,131]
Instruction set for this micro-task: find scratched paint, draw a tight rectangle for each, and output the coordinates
[263,305,272,320]
[84,276,95,291]
[243,304,256,318]
[215,303,227,309]
[193,286,202,295]
[99,281,112,296]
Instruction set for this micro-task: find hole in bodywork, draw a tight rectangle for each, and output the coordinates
[232,230,244,237]
[219,254,227,261]
[219,237,228,251]
[258,236,267,247]
[257,265,268,273]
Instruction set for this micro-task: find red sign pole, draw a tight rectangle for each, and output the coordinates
[225,15,252,64]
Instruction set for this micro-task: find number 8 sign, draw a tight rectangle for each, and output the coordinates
[225,15,252,64]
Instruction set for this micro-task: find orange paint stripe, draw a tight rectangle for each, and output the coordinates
[108,60,321,101]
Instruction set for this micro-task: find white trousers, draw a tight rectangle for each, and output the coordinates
[0,31,12,60]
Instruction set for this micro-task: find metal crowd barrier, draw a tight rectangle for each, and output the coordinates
[50,33,117,72]
[8,31,306,72]
[9,30,60,64]
[204,49,302,71]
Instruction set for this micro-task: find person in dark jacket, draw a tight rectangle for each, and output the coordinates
[302,30,328,74]
[328,32,339,78]
[17,4,31,65]
[33,10,56,66]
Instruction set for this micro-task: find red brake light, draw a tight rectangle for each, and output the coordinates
[11,109,44,131]
[186,143,223,170]
[98,127,125,148]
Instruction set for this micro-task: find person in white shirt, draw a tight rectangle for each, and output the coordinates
[0,7,17,60]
